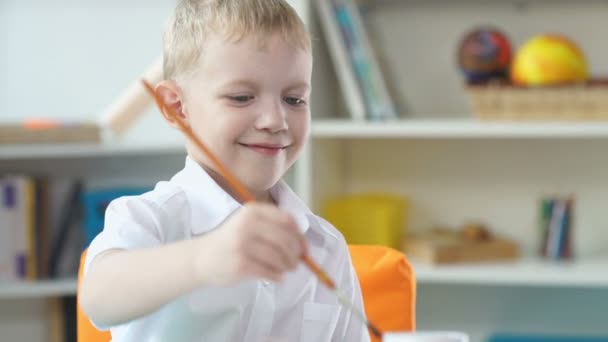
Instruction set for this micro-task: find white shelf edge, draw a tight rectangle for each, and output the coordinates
[3,259,608,299]
[413,257,608,288]
[4,119,608,159]
[311,119,608,138]
[0,140,186,160]
[0,278,78,299]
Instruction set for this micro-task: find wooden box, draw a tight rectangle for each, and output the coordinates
[404,231,519,265]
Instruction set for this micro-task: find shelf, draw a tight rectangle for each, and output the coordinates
[2,258,605,299]
[311,119,608,139]
[413,257,608,288]
[0,278,77,299]
[2,260,607,299]
[3,259,605,297]
[0,140,185,160]
[4,119,608,160]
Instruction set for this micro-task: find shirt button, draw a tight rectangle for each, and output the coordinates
[263,280,270,287]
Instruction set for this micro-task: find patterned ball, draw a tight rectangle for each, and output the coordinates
[457,27,513,83]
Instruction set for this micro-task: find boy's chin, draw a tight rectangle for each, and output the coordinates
[242,171,284,192]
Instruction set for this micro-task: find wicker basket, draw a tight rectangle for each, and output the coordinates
[466,79,608,121]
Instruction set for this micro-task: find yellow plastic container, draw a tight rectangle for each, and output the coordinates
[321,193,408,249]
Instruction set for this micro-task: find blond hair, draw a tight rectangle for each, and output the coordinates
[163,0,311,80]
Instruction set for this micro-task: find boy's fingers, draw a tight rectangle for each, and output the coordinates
[243,261,282,283]
[258,206,305,251]
[299,236,309,258]
[246,204,307,266]
[245,239,290,274]
[257,205,301,233]
[255,228,301,269]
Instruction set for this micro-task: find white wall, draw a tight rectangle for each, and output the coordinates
[0,0,181,145]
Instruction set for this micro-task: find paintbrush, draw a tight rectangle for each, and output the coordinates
[140,79,382,339]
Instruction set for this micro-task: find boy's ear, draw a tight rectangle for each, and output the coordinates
[155,80,189,130]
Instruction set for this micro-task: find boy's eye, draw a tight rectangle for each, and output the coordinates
[229,95,254,103]
[285,97,306,106]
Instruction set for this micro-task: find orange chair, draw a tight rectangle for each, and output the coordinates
[349,245,416,341]
[77,246,415,342]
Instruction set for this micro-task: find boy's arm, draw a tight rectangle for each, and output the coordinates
[80,201,306,329]
[80,238,214,329]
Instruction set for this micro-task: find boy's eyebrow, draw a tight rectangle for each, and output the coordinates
[220,79,259,89]
[220,80,310,92]
[284,82,310,92]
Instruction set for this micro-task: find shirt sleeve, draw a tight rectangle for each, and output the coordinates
[83,196,165,276]
[333,243,372,342]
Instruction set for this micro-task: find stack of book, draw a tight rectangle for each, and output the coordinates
[315,0,398,121]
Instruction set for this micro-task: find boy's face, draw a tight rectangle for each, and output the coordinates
[171,32,312,199]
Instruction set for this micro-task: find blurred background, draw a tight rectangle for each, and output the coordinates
[1,1,608,341]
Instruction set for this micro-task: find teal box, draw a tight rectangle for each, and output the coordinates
[82,188,149,246]
[488,334,608,342]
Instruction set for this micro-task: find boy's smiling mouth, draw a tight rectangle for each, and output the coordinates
[238,142,289,156]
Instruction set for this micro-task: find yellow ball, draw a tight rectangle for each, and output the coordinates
[511,34,588,86]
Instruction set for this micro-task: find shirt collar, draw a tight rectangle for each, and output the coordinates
[171,156,311,235]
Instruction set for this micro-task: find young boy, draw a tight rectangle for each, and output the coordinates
[80,1,370,341]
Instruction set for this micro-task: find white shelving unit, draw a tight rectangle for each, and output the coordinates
[312,119,608,139]
[3,119,608,161]
[1,254,608,300]
[3,254,608,302]
[413,258,608,288]
[300,1,608,341]
[0,139,185,160]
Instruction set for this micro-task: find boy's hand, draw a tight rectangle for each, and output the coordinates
[194,203,308,286]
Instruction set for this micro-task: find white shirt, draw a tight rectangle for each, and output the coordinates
[84,156,371,342]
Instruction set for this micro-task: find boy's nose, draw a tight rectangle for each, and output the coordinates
[255,102,288,133]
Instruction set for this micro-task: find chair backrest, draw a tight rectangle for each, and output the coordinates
[348,245,416,341]
[77,246,416,342]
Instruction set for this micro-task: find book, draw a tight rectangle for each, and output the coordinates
[541,196,574,260]
[49,181,83,278]
[332,0,398,120]
[546,198,566,259]
[314,0,367,120]
[0,175,54,280]
[0,178,16,280]
[8,175,38,279]
[35,177,51,278]
[539,197,553,257]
